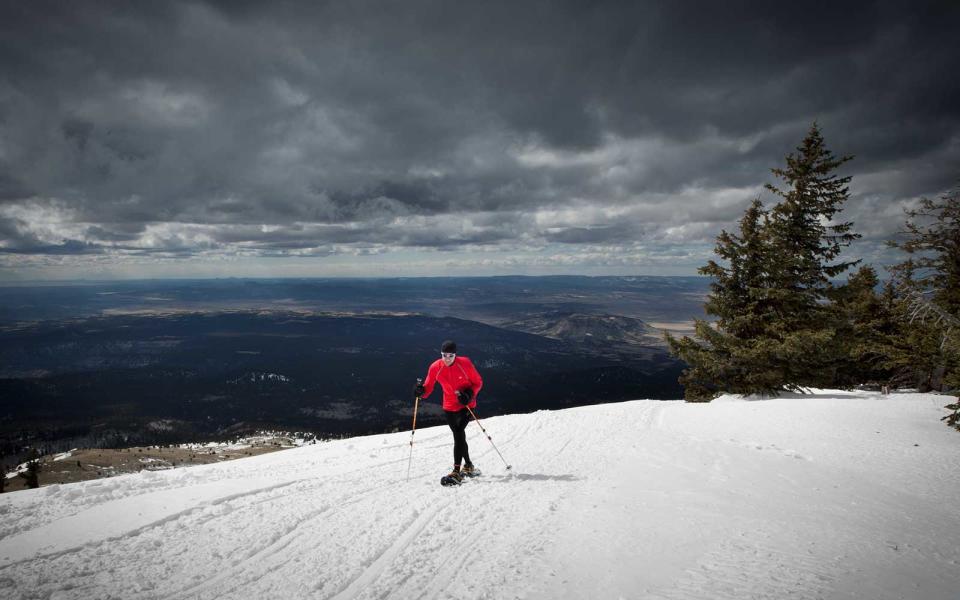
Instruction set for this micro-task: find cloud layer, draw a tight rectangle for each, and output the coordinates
[1,0,958,278]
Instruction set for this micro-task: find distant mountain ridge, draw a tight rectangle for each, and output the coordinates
[0,275,709,325]
[0,310,684,461]
[0,277,706,463]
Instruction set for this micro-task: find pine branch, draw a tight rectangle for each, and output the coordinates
[906,292,960,351]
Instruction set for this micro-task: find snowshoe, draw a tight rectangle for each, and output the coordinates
[460,464,481,478]
[440,469,463,487]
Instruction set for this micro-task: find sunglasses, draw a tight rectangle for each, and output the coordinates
[441,352,456,359]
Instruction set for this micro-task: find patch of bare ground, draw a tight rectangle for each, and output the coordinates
[648,321,696,336]
[2,439,302,493]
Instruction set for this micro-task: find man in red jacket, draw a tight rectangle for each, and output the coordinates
[415,340,483,484]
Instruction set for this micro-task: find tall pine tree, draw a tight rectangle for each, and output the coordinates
[668,124,860,399]
[667,200,783,399]
[762,123,861,388]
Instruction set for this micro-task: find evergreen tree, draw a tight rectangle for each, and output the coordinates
[701,199,770,339]
[19,452,41,489]
[762,123,861,388]
[888,187,960,313]
[667,200,786,399]
[944,398,960,432]
[765,126,860,298]
[876,293,944,392]
[668,124,860,399]
[885,186,960,392]
[830,266,898,387]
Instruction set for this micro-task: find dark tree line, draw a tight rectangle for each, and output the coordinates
[666,123,960,429]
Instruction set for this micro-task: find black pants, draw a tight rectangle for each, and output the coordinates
[445,408,472,467]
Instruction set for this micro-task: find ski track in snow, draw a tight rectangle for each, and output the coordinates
[1,393,959,600]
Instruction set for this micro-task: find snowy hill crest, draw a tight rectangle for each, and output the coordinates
[0,391,958,600]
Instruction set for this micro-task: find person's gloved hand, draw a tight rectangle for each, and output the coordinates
[413,382,425,397]
[456,387,474,405]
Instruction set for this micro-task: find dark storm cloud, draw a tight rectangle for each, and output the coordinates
[84,224,145,243]
[0,0,958,262]
[543,223,639,244]
[0,239,104,256]
[0,171,31,200]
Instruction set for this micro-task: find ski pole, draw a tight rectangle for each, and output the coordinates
[465,405,512,470]
[406,378,423,481]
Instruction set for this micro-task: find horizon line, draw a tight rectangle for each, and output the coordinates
[0,273,712,287]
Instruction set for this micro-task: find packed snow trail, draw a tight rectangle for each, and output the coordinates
[1,391,958,600]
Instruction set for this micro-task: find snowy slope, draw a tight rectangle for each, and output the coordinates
[1,391,958,600]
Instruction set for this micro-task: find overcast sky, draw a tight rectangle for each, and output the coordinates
[0,0,957,280]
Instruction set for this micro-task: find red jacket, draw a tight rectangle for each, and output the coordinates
[422,356,483,412]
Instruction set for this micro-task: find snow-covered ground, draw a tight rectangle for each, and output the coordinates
[1,390,958,600]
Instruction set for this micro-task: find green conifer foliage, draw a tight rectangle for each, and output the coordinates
[701,199,770,339]
[667,200,785,399]
[762,124,861,388]
[888,187,960,313]
[19,456,41,489]
[766,124,860,291]
[667,124,860,399]
[830,267,898,387]
[885,186,960,394]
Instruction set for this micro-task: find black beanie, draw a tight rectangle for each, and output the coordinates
[441,340,457,353]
